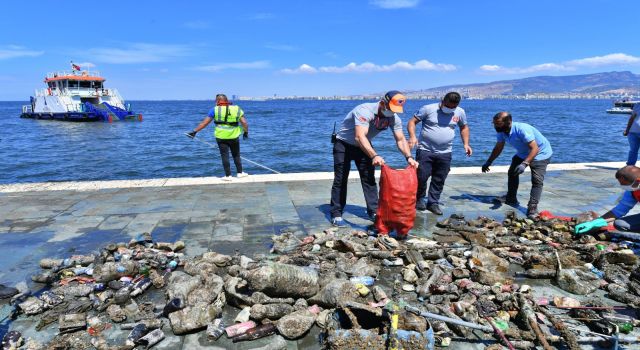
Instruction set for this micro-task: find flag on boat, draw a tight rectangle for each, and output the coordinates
[71,62,81,71]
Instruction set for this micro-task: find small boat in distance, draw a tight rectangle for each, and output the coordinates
[606,99,637,115]
[21,62,142,122]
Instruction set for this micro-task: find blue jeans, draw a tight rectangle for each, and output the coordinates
[627,133,640,165]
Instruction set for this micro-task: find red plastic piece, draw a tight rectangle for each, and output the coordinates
[375,165,417,237]
[538,210,572,221]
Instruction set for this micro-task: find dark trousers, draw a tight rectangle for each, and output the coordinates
[216,137,242,176]
[330,140,377,218]
[614,213,640,232]
[507,155,550,207]
[416,149,452,205]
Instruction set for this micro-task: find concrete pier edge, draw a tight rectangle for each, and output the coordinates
[0,161,626,193]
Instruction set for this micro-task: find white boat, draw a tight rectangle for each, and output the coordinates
[606,99,637,115]
[21,63,142,122]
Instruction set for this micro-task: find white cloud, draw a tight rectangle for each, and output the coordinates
[370,0,420,9]
[281,59,456,74]
[184,20,210,29]
[86,43,191,64]
[195,61,270,72]
[264,43,297,51]
[0,45,43,60]
[281,64,318,74]
[568,53,640,67]
[480,53,640,74]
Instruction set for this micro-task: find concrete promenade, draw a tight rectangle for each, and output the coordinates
[0,161,635,349]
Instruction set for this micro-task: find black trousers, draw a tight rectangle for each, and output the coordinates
[330,140,377,218]
[507,155,550,207]
[614,213,640,232]
[216,137,242,176]
[416,149,452,205]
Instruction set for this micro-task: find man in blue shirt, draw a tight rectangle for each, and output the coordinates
[576,165,640,233]
[481,112,553,218]
[623,103,640,165]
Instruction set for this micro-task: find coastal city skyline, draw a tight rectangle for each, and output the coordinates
[1,0,639,100]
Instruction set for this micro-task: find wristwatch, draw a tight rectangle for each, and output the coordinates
[405,155,414,161]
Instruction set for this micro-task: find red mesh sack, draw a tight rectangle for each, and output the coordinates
[375,165,417,237]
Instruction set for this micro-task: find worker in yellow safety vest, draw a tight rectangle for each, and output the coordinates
[188,94,249,181]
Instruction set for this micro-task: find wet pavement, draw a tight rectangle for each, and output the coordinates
[0,161,636,349]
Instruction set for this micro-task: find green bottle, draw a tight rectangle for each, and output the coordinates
[139,266,150,277]
[618,322,633,334]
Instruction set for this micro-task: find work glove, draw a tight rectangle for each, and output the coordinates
[574,218,608,235]
[481,162,491,173]
[186,131,197,139]
[243,131,249,140]
[514,162,528,175]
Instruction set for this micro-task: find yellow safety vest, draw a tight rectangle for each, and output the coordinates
[213,105,243,139]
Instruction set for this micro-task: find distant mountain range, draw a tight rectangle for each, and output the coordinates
[405,71,640,97]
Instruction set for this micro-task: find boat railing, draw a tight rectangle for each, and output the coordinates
[22,105,32,113]
[46,70,101,79]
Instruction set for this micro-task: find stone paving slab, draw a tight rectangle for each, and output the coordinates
[0,163,636,349]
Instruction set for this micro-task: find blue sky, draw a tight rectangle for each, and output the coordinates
[1,0,638,100]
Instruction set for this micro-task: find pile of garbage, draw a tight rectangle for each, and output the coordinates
[2,210,640,349]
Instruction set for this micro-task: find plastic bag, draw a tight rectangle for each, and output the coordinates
[375,165,417,237]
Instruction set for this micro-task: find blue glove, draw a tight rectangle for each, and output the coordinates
[575,218,608,235]
[514,162,528,175]
[186,131,197,139]
[243,131,249,140]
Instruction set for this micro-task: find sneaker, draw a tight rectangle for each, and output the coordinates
[527,205,539,219]
[416,200,427,211]
[331,217,348,227]
[221,176,233,182]
[237,172,249,178]
[427,203,443,216]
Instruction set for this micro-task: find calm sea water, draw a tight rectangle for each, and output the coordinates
[0,99,629,184]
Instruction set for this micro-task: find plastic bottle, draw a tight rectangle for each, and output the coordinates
[231,323,277,342]
[137,328,164,347]
[206,318,225,340]
[584,263,604,278]
[126,323,148,346]
[225,321,257,337]
[130,278,152,297]
[139,266,150,277]
[618,322,633,334]
[161,298,184,317]
[349,276,374,286]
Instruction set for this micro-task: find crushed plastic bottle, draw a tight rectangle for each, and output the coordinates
[206,318,225,340]
[137,328,164,347]
[349,276,374,286]
[584,263,604,279]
